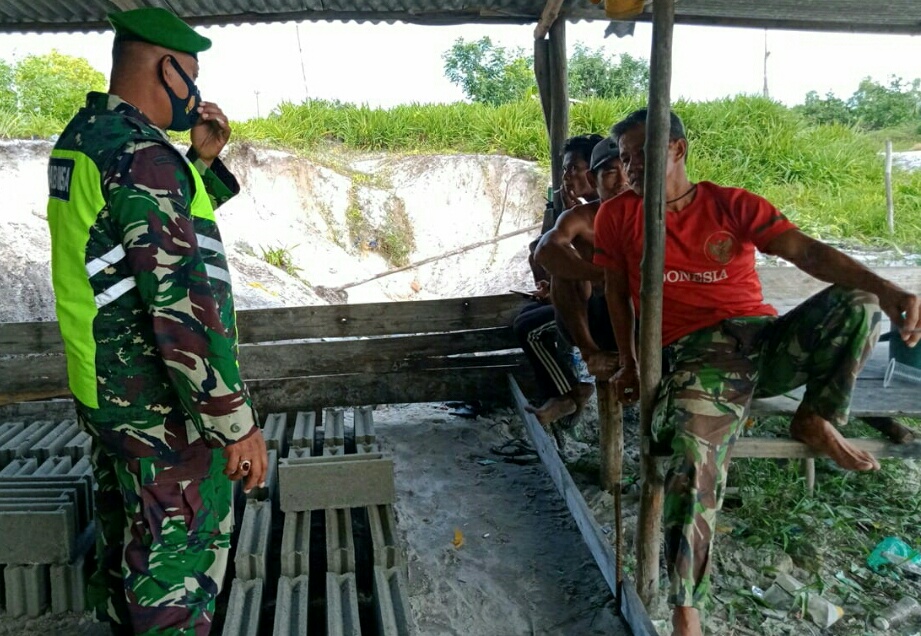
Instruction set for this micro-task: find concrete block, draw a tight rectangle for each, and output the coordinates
[0,458,38,477]
[322,408,345,457]
[354,406,376,444]
[356,442,382,455]
[234,500,271,581]
[0,500,76,563]
[221,578,263,636]
[246,448,277,504]
[279,453,395,513]
[262,413,289,456]
[34,456,72,476]
[3,563,49,618]
[273,575,310,636]
[69,455,92,476]
[326,572,361,636]
[288,447,311,459]
[0,423,26,466]
[291,411,316,453]
[63,431,92,461]
[50,555,86,614]
[373,566,413,636]
[27,421,78,462]
[368,504,403,569]
[281,510,311,578]
[0,474,93,532]
[325,508,356,575]
[0,421,56,465]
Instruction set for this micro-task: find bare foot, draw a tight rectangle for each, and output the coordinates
[525,396,577,426]
[672,607,703,636]
[790,412,881,471]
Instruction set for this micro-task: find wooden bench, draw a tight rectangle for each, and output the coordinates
[0,294,534,416]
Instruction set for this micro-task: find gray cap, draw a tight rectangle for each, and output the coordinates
[590,136,620,172]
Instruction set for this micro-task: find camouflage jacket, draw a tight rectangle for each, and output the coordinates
[48,92,256,450]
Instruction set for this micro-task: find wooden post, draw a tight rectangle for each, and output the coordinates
[548,18,569,218]
[636,0,676,608]
[598,378,625,605]
[885,140,894,234]
[534,39,552,137]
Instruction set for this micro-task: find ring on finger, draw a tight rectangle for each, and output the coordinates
[240,459,252,473]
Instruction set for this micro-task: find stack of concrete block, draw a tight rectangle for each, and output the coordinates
[223,499,271,635]
[274,404,414,636]
[0,450,95,617]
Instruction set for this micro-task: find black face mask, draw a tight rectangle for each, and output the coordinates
[160,56,201,132]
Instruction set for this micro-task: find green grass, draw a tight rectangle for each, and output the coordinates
[259,244,301,277]
[232,96,921,250]
[721,416,921,627]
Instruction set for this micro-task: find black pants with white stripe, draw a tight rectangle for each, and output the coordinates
[513,301,577,400]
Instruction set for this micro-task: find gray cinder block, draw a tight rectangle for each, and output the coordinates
[326,572,361,636]
[3,563,48,618]
[27,421,78,462]
[50,555,86,614]
[0,499,77,563]
[233,500,271,581]
[262,413,289,456]
[281,510,311,578]
[0,458,38,477]
[0,421,56,465]
[279,453,395,513]
[63,431,92,461]
[221,578,263,636]
[273,576,310,635]
[354,406,376,444]
[368,504,403,569]
[291,411,316,453]
[33,456,72,476]
[373,566,414,636]
[326,508,356,575]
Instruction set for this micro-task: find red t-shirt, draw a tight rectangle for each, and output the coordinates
[593,181,798,346]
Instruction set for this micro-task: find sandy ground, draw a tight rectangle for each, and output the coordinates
[374,404,626,636]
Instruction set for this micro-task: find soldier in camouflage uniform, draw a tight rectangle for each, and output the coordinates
[593,108,921,636]
[46,8,268,635]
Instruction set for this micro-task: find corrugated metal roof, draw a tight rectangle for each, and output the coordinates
[0,0,918,34]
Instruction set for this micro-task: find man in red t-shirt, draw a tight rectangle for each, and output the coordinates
[593,108,921,636]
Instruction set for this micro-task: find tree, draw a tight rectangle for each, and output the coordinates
[442,37,535,106]
[442,38,650,106]
[14,50,106,121]
[0,59,15,111]
[569,44,649,100]
[796,90,853,127]
[848,76,921,130]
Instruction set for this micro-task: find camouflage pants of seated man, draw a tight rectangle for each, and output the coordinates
[82,415,234,636]
[654,285,882,610]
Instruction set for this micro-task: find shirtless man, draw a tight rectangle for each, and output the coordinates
[531,136,630,422]
[515,135,603,424]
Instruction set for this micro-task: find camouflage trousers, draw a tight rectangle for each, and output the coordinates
[80,415,233,635]
[654,285,881,609]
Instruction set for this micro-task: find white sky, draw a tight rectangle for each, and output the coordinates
[0,20,918,121]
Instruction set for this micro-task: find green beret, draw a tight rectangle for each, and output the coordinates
[108,8,211,58]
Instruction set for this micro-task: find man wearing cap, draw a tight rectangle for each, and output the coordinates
[531,135,629,423]
[46,8,267,635]
[594,108,921,636]
[514,134,605,425]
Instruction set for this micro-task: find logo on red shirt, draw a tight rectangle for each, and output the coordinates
[704,231,738,265]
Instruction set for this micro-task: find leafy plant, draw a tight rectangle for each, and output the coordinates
[13,50,105,121]
[259,244,301,276]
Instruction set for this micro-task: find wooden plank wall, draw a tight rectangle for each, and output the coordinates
[0,294,533,412]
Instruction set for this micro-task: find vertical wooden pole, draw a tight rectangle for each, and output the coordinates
[636,0,676,609]
[597,379,624,606]
[885,140,894,234]
[534,39,552,137]
[548,18,569,218]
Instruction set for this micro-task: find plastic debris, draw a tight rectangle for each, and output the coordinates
[868,537,921,578]
[873,597,921,630]
[760,573,844,629]
[452,528,465,549]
